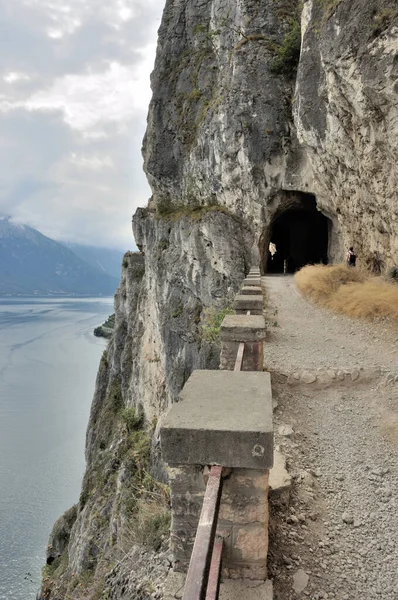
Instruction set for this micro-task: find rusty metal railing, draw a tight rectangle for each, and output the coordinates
[183,466,224,600]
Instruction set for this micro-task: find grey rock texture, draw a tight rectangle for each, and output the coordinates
[144,0,304,261]
[295,0,398,269]
[40,0,398,597]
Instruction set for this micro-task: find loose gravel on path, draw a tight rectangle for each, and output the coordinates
[264,276,398,600]
[263,275,398,374]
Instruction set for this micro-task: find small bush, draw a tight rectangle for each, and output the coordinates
[373,8,398,35]
[172,301,184,318]
[121,407,144,433]
[202,306,234,343]
[269,20,301,75]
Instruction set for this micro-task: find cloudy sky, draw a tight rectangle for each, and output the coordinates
[0,0,164,250]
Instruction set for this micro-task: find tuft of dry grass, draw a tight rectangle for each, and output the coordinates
[295,264,365,303]
[121,496,170,553]
[295,264,398,326]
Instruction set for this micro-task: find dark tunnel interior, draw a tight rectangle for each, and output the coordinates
[266,196,330,274]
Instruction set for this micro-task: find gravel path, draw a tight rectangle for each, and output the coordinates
[263,275,398,374]
[264,276,398,600]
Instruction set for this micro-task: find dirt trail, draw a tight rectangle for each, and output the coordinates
[264,276,398,600]
[263,275,398,374]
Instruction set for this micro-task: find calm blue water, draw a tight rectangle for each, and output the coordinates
[0,298,114,600]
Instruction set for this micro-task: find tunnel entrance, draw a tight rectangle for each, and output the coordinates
[265,194,330,274]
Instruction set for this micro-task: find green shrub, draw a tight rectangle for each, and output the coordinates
[172,301,184,318]
[202,306,234,343]
[269,20,301,75]
[121,407,144,433]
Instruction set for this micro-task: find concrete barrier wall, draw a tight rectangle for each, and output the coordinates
[161,267,273,581]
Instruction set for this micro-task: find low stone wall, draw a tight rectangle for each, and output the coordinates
[160,267,273,582]
[169,466,269,580]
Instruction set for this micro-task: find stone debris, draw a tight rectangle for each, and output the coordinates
[342,512,354,524]
[278,424,294,437]
[269,449,292,502]
[301,371,317,384]
[293,569,309,594]
[264,278,398,599]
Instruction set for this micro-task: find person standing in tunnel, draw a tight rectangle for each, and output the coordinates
[346,246,357,267]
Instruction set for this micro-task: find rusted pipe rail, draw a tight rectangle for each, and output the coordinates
[183,466,224,600]
[233,310,250,371]
[205,535,224,600]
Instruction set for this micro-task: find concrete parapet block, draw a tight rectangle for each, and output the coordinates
[162,371,273,581]
[220,314,266,342]
[243,278,261,288]
[220,314,266,371]
[234,295,263,315]
[161,370,273,469]
[240,286,262,296]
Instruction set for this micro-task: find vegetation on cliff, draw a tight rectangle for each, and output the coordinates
[94,314,115,339]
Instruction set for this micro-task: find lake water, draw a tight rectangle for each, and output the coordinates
[0,298,114,600]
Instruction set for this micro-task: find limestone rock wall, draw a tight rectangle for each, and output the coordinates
[144,0,308,257]
[295,0,398,269]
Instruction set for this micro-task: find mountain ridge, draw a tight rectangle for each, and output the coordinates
[0,219,119,296]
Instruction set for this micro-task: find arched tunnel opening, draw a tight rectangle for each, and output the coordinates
[264,194,331,274]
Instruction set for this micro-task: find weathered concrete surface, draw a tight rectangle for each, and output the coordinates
[170,466,270,578]
[234,295,263,316]
[220,314,266,342]
[243,278,262,287]
[220,314,266,371]
[219,578,273,599]
[241,286,262,296]
[161,370,273,469]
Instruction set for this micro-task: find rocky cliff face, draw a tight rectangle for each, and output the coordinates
[40,0,398,597]
[295,0,398,271]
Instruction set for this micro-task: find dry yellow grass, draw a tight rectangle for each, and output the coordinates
[295,264,398,326]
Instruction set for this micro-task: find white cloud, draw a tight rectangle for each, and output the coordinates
[69,153,114,169]
[21,0,146,36]
[4,72,31,84]
[7,53,155,132]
